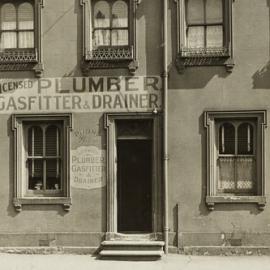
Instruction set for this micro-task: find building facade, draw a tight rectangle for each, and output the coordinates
[0,0,269,256]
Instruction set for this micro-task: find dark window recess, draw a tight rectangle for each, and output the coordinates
[27,124,62,191]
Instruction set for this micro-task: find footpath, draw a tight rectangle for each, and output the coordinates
[0,253,269,270]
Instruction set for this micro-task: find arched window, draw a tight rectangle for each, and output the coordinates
[205,111,266,210]
[0,1,34,49]
[27,123,62,191]
[92,0,129,48]
[238,123,253,155]
[13,115,72,212]
[217,120,256,195]
[219,123,235,154]
[1,3,17,48]
[18,2,34,48]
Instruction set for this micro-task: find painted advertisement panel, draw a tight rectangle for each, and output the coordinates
[0,76,162,113]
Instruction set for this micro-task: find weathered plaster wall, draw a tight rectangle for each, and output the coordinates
[168,0,270,246]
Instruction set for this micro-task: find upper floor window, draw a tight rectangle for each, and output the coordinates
[176,0,234,73]
[0,0,43,77]
[186,0,223,50]
[92,0,129,48]
[0,1,34,49]
[81,0,139,75]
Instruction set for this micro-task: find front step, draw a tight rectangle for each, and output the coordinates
[99,240,165,257]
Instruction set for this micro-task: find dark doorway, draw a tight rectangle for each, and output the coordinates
[117,139,152,233]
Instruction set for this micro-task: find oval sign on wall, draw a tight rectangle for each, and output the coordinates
[71,146,106,189]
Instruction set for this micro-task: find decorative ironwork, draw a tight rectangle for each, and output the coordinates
[176,47,234,73]
[86,47,133,61]
[81,59,138,76]
[0,48,38,63]
[180,47,229,57]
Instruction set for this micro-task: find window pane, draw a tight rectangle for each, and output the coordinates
[46,159,61,190]
[93,29,110,47]
[28,159,43,190]
[112,0,128,27]
[19,31,34,48]
[94,1,110,28]
[219,123,235,154]
[1,3,16,30]
[112,29,128,46]
[1,32,17,48]
[218,157,235,190]
[206,0,223,23]
[236,157,255,191]
[238,123,253,155]
[187,26,204,48]
[18,2,34,30]
[186,0,204,24]
[28,126,43,156]
[206,25,223,47]
[45,126,60,156]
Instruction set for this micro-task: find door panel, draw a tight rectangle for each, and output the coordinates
[117,139,152,233]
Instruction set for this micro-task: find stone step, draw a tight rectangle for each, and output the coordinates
[99,250,164,257]
[102,240,165,246]
[100,240,165,257]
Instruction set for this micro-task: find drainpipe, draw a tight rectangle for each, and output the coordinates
[162,0,169,255]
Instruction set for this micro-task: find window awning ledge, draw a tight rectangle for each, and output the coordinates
[206,196,266,211]
[13,197,72,212]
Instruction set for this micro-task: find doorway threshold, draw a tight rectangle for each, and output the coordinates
[107,232,162,241]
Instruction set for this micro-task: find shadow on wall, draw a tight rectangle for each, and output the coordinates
[252,0,270,89]
[252,61,270,89]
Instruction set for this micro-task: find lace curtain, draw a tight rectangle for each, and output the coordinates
[93,0,128,48]
[186,0,223,49]
[218,123,255,193]
[1,2,34,49]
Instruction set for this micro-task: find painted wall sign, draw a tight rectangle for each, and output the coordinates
[71,146,106,190]
[0,76,162,113]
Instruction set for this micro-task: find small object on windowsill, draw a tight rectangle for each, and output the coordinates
[54,184,59,190]
[35,182,42,190]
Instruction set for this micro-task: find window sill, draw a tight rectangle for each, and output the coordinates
[82,47,138,75]
[206,196,266,211]
[0,48,43,77]
[175,50,234,74]
[85,47,133,61]
[13,197,71,212]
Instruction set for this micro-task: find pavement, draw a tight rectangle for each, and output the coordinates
[0,254,270,270]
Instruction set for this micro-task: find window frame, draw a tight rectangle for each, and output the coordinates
[204,111,267,211]
[216,120,257,195]
[80,0,140,75]
[0,1,35,49]
[91,0,130,49]
[0,0,43,77]
[12,114,73,212]
[25,122,63,196]
[175,0,234,73]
